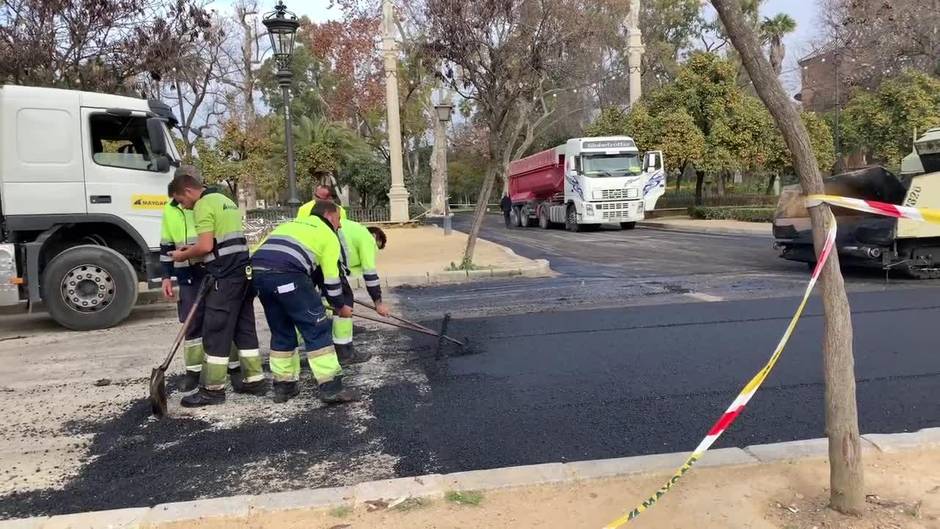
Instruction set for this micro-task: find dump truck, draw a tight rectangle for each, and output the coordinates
[0,85,180,329]
[773,127,940,278]
[507,136,665,232]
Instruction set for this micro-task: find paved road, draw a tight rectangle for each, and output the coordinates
[4,214,940,519]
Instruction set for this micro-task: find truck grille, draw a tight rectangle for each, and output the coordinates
[598,201,635,220]
[600,189,639,200]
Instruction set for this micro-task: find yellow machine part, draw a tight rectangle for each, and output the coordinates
[898,172,940,239]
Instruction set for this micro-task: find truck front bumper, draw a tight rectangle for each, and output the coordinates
[582,200,644,223]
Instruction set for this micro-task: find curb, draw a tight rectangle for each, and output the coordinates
[5,428,938,528]
[639,220,771,237]
[345,259,554,290]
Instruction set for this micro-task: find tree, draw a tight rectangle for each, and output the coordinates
[820,0,940,83]
[766,112,835,193]
[427,0,629,265]
[712,0,864,515]
[0,0,213,95]
[759,13,796,75]
[841,70,940,167]
[638,0,703,91]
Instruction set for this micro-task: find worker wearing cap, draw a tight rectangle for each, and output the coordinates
[169,166,266,407]
[252,199,359,404]
[331,219,389,365]
[297,184,347,221]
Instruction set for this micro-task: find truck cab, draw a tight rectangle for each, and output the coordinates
[0,85,180,329]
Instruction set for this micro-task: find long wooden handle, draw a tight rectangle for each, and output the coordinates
[159,277,211,371]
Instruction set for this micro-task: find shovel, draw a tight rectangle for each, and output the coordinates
[149,277,211,418]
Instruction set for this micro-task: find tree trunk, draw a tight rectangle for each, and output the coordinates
[765,173,777,195]
[694,170,705,206]
[429,114,448,216]
[717,171,726,197]
[712,0,864,515]
[462,161,498,266]
[675,161,685,192]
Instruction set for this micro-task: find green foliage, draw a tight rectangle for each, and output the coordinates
[445,490,484,505]
[585,107,630,137]
[688,206,774,222]
[258,46,329,120]
[340,156,390,209]
[841,70,940,166]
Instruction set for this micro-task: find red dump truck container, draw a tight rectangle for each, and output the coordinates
[508,147,564,203]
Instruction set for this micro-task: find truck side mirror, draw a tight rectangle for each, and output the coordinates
[154,156,170,172]
[147,118,168,157]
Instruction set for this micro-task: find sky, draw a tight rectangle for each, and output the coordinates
[217,0,822,93]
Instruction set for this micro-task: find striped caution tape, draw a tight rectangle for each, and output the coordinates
[806,194,940,223]
[602,209,838,529]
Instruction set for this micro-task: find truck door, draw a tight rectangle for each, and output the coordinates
[642,150,666,211]
[81,109,174,249]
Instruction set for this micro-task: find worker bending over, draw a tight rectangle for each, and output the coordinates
[251,200,359,404]
[332,219,389,365]
[169,166,266,407]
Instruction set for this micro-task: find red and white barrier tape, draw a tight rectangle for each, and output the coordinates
[603,209,839,528]
[806,194,940,223]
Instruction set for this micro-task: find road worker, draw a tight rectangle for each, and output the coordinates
[251,199,359,404]
[331,219,389,365]
[169,166,266,407]
[160,181,241,392]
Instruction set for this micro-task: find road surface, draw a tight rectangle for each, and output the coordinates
[2,216,939,518]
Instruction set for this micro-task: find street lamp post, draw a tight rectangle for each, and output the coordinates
[433,102,453,235]
[262,1,301,214]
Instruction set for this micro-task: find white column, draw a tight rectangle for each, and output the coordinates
[626,0,644,106]
[383,0,409,221]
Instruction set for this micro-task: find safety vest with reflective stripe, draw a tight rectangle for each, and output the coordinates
[159,201,199,283]
[193,189,250,278]
[339,219,382,302]
[251,215,345,307]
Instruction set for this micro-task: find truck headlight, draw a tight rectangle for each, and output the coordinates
[585,204,594,214]
[627,188,639,198]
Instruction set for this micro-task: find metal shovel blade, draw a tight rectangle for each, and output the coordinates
[149,366,168,418]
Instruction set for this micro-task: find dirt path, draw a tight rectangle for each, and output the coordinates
[163,448,940,529]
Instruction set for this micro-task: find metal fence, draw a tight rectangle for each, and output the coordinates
[244,205,427,244]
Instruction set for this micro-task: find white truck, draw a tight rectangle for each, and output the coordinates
[507,136,666,231]
[0,85,180,330]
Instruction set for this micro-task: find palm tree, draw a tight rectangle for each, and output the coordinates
[760,13,797,75]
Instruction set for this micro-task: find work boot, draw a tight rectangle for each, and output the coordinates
[272,381,300,404]
[318,378,360,404]
[227,367,243,388]
[337,344,372,367]
[233,378,269,397]
[179,371,200,392]
[181,388,226,408]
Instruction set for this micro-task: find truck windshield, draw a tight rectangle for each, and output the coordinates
[582,153,642,176]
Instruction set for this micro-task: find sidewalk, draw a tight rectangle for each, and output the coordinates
[352,225,552,288]
[640,216,772,236]
[14,430,938,529]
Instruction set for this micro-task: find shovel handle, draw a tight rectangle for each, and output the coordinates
[355,299,463,345]
[159,277,211,371]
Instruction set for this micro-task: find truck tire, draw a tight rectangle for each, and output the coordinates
[509,208,520,227]
[565,205,582,232]
[519,205,534,228]
[538,207,551,229]
[620,222,637,230]
[42,245,138,331]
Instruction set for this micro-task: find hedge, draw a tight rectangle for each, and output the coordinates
[688,206,775,223]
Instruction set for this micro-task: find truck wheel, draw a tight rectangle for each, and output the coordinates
[565,205,582,232]
[902,262,940,280]
[509,208,519,227]
[620,222,637,230]
[42,245,138,331]
[519,206,534,228]
[539,208,551,229]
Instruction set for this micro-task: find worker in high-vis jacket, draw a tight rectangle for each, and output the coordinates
[160,182,241,393]
[251,199,359,404]
[169,165,266,407]
[332,219,388,365]
[159,184,205,392]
